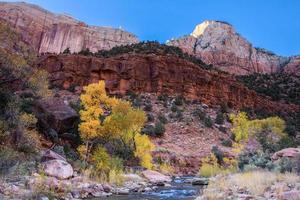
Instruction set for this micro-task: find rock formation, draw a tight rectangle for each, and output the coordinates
[284,56,300,76]
[36,53,299,113]
[0,2,138,54]
[168,20,300,75]
[34,98,79,134]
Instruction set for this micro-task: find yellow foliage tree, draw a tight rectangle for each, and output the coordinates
[78,80,154,169]
[134,133,155,169]
[230,112,286,143]
[199,154,237,177]
[78,81,118,162]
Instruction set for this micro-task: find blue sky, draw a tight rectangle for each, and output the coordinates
[6,0,300,56]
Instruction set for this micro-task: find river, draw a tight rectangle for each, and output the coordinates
[92,177,203,200]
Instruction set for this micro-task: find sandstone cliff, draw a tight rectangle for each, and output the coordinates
[0,2,138,54]
[284,56,300,76]
[167,20,300,75]
[37,53,299,114]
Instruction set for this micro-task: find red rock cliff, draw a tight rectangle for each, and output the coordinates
[37,53,299,113]
[0,2,138,54]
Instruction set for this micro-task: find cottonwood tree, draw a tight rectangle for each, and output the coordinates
[78,81,155,170]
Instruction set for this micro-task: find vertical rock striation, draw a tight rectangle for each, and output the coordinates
[0,2,139,54]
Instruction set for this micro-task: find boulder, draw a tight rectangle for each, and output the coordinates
[191,178,209,185]
[272,148,300,160]
[42,159,73,179]
[279,190,300,200]
[141,170,172,184]
[122,174,145,183]
[34,98,79,134]
[41,149,66,162]
[115,188,130,195]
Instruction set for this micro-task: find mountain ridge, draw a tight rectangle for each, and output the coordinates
[167,20,300,75]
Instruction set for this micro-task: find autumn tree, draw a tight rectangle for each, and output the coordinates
[78,81,118,163]
[230,112,286,143]
[78,81,155,170]
[134,133,155,169]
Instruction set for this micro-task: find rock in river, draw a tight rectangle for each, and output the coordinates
[141,170,172,185]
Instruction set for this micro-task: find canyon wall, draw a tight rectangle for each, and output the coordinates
[168,20,300,75]
[0,2,138,54]
[37,53,299,113]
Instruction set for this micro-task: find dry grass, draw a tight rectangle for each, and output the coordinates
[204,170,300,198]
[228,171,277,196]
[109,169,124,186]
[159,162,174,175]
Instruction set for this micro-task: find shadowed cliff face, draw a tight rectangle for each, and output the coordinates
[167,20,300,75]
[0,2,139,54]
[37,53,299,114]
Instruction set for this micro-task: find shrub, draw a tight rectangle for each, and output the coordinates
[63,47,71,54]
[0,120,9,140]
[218,126,227,133]
[199,162,223,177]
[126,90,138,100]
[91,146,111,174]
[215,111,225,125]
[193,108,206,120]
[144,103,152,112]
[0,147,20,176]
[211,146,224,164]
[147,113,154,122]
[154,121,166,137]
[158,114,168,124]
[132,98,142,108]
[175,110,183,120]
[204,116,213,128]
[292,155,300,174]
[174,96,184,106]
[238,151,272,171]
[159,162,174,174]
[221,139,233,147]
[171,104,178,112]
[157,94,168,102]
[220,102,229,113]
[142,125,155,136]
[78,48,92,56]
[199,153,236,177]
[274,157,294,173]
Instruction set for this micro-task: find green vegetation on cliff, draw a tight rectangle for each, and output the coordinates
[238,73,300,105]
[72,41,214,70]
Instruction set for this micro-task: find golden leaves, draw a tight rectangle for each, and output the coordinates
[134,133,155,169]
[230,112,286,143]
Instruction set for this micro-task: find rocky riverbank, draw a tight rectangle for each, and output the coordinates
[0,149,208,200]
[0,172,208,200]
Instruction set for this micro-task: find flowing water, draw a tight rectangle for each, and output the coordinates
[93,177,203,200]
